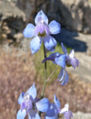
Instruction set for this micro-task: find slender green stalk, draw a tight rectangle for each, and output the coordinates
[41,44,47,98]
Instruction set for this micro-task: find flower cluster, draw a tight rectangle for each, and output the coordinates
[17,84,73,119]
[17,84,49,119]
[17,10,79,119]
[45,95,73,119]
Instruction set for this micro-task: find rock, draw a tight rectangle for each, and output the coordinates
[0,0,26,45]
[48,0,91,33]
[16,0,36,21]
[0,0,25,20]
[17,0,91,34]
[73,112,91,119]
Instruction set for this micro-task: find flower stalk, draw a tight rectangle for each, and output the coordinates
[41,44,47,98]
[18,10,76,119]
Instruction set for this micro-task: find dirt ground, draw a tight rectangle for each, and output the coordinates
[0,47,91,119]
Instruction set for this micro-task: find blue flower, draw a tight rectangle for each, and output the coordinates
[61,43,79,69]
[42,43,79,85]
[17,83,49,119]
[23,10,61,54]
[45,95,61,119]
[45,95,73,119]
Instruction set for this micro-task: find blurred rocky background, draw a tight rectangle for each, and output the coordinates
[0,0,91,119]
[16,0,91,34]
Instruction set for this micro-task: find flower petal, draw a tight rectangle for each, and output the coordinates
[58,68,64,81]
[35,23,50,36]
[42,52,60,63]
[64,111,73,119]
[67,50,79,69]
[54,95,61,110]
[44,36,57,51]
[61,43,67,54]
[23,23,35,38]
[26,83,37,100]
[49,20,61,34]
[36,98,49,112]
[18,92,24,105]
[17,110,26,119]
[35,10,48,25]
[45,115,58,119]
[30,36,42,54]
[70,57,79,69]
[60,104,73,119]
[45,103,58,119]
[69,50,74,58]
[55,54,66,68]
[29,111,40,119]
[58,69,69,86]
[28,114,31,119]
[34,113,40,119]
[60,104,69,114]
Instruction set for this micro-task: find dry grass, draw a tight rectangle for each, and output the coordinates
[0,47,91,119]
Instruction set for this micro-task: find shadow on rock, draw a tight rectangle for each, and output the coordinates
[54,29,88,52]
[16,0,91,34]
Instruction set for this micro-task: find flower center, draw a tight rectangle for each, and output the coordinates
[66,56,72,67]
[21,94,33,112]
[38,31,46,37]
[35,22,50,37]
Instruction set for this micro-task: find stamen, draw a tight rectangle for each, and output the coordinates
[38,31,46,37]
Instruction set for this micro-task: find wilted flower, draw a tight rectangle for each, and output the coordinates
[45,95,73,119]
[23,10,61,54]
[42,43,79,85]
[17,83,49,119]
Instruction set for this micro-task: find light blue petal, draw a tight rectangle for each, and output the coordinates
[34,113,40,119]
[45,115,58,119]
[23,23,35,38]
[36,98,49,112]
[17,110,26,119]
[58,69,69,86]
[28,114,31,119]
[26,83,37,100]
[30,36,42,54]
[61,43,67,54]
[64,111,73,119]
[44,36,57,51]
[49,20,61,34]
[55,54,66,68]
[70,58,79,69]
[58,68,64,81]
[42,52,60,63]
[35,10,48,25]
[45,103,58,119]
[61,70,69,86]
[18,92,24,105]
[28,111,40,119]
[54,95,61,110]
[46,103,58,116]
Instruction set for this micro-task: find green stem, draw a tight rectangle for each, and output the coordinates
[41,45,47,97]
